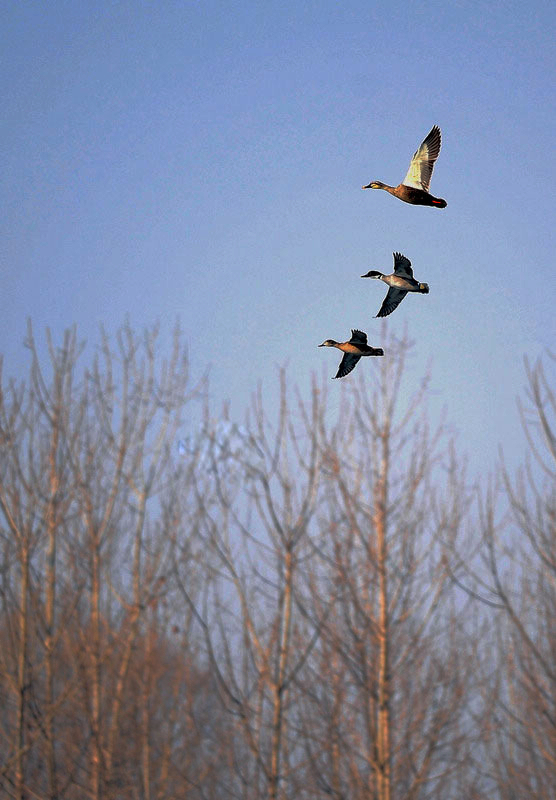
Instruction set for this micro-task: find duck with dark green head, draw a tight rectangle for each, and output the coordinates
[361,252,429,317]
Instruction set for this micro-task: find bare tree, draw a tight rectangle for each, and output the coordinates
[0,323,215,799]
[484,356,555,799]
[0,325,85,799]
[175,336,477,800]
[446,353,556,799]
[296,334,476,800]
[174,374,330,800]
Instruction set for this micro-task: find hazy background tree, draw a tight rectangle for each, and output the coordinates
[173,375,331,800]
[0,323,222,799]
[448,353,556,800]
[293,336,478,800]
[178,334,483,800]
[484,355,555,799]
[0,325,84,800]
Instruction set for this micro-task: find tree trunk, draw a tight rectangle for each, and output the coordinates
[15,544,29,800]
[375,434,391,800]
[90,535,102,800]
[269,545,293,800]
[45,410,60,799]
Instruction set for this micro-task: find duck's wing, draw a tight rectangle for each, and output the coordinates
[393,252,413,278]
[402,126,442,192]
[350,329,368,344]
[376,287,407,318]
[334,353,361,379]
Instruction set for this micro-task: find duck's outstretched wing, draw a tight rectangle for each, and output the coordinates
[376,287,407,318]
[334,353,361,379]
[393,252,413,278]
[350,329,368,344]
[402,126,441,192]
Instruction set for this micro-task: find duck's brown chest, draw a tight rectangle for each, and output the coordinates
[388,275,412,290]
[339,343,363,354]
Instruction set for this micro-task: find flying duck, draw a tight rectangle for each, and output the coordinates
[318,329,384,379]
[362,125,447,208]
[361,252,429,318]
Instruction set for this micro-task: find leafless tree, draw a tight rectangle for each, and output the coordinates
[0,325,85,799]
[3,321,551,800]
[447,353,556,799]
[294,333,477,800]
[177,334,478,800]
[0,323,217,799]
[174,374,332,800]
[486,356,555,799]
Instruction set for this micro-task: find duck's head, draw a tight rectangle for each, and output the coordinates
[361,270,383,279]
[362,181,385,190]
[318,339,338,348]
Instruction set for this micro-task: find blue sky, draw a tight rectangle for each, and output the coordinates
[2,0,555,477]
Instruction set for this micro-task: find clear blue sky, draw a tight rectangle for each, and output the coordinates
[2,1,555,476]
